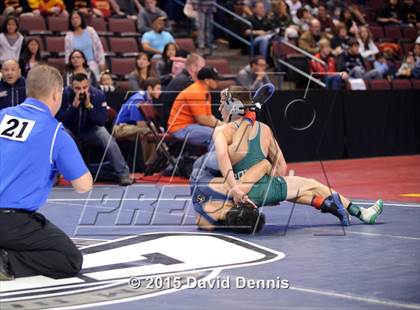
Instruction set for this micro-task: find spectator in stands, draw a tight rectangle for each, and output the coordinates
[396,52,415,78]
[156,42,178,86]
[137,0,168,34]
[128,52,158,91]
[237,55,272,91]
[243,0,272,17]
[141,16,175,57]
[160,53,205,124]
[29,0,68,17]
[64,49,98,87]
[0,60,26,109]
[377,0,402,25]
[373,52,390,79]
[304,0,319,17]
[339,7,360,35]
[0,0,31,16]
[337,38,382,80]
[331,23,350,56]
[286,0,302,25]
[298,18,322,55]
[192,0,217,55]
[357,26,379,62]
[65,10,106,80]
[167,66,223,147]
[114,77,161,166]
[326,0,346,23]
[244,1,274,60]
[19,37,44,77]
[317,4,334,34]
[400,0,419,27]
[58,73,133,185]
[310,38,348,90]
[269,1,291,33]
[115,0,142,18]
[295,7,313,32]
[99,69,116,93]
[90,0,124,18]
[0,15,24,65]
[64,0,95,16]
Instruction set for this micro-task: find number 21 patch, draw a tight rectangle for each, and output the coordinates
[0,114,36,142]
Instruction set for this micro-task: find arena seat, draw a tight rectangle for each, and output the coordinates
[45,36,65,56]
[410,79,420,89]
[383,26,402,41]
[369,80,391,90]
[205,58,237,88]
[47,57,66,75]
[271,41,301,58]
[19,15,51,35]
[175,38,196,53]
[109,37,139,56]
[368,0,384,10]
[392,79,412,90]
[369,25,384,40]
[402,42,414,54]
[110,57,137,77]
[402,26,418,42]
[47,16,68,34]
[108,18,138,36]
[88,17,110,36]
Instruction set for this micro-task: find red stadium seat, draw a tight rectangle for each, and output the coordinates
[383,26,402,41]
[19,15,51,35]
[411,80,420,89]
[47,58,66,75]
[402,26,418,41]
[205,58,232,74]
[369,25,384,41]
[402,42,414,54]
[369,80,391,90]
[108,18,137,36]
[175,38,196,53]
[47,16,68,34]
[110,57,137,77]
[109,37,139,56]
[392,79,412,90]
[88,17,109,35]
[368,0,384,10]
[45,36,65,56]
[271,41,299,58]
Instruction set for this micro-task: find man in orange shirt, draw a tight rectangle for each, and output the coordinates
[167,66,223,147]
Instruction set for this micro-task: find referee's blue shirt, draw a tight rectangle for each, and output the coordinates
[0,98,88,212]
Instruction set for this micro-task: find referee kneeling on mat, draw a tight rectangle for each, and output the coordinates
[0,65,93,281]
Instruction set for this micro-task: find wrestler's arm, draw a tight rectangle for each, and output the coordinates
[267,127,287,176]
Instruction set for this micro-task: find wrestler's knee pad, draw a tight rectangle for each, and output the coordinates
[225,205,266,233]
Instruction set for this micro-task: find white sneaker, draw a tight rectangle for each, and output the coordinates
[360,199,383,224]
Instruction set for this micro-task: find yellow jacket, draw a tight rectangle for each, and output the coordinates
[28,0,65,12]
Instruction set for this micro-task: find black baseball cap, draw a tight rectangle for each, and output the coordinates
[197,66,220,81]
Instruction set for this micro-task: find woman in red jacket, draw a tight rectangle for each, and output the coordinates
[310,38,348,90]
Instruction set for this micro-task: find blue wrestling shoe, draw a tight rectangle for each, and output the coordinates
[320,193,351,226]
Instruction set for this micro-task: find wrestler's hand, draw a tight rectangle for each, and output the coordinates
[231,186,250,205]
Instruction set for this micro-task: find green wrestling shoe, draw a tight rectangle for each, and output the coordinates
[360,199,383,224]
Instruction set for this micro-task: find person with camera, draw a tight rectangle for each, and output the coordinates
[57,73,133,186]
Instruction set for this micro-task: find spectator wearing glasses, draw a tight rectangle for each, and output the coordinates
[237,55,272,92]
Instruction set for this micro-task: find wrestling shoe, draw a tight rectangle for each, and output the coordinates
[0,249,14,281]
[320,193,351,226]
[359,199,383,224]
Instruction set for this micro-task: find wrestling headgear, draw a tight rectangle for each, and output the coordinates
[225,204,266,233]
[221,88,246,122]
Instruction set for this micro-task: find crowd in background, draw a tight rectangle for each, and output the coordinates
[0,0,419,180]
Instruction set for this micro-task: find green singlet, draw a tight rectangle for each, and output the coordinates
[232,122,287,206]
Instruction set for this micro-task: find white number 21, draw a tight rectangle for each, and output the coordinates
[0,114,36,142]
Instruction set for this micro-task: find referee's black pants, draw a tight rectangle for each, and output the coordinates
[0,210,83,278]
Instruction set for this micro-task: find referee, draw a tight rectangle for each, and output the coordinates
[0,65,93,281]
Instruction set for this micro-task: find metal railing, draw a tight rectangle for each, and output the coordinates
[277,39,327,88]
